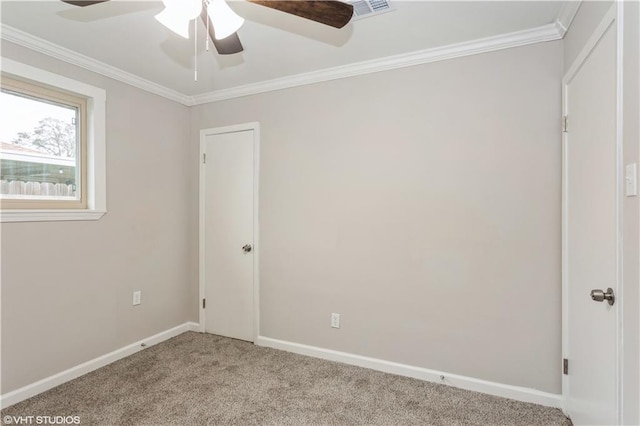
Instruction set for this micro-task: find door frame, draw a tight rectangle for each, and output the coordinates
[199,122,261,342]
[561,3,624,422]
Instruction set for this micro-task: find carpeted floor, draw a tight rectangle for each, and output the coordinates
[2,332,571,425]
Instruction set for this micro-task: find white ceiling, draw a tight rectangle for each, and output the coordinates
[1,1,566,98]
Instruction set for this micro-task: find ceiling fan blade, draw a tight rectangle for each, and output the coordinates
[248,0,353,29]
[211,32,244,55]
[60,0,110,6]
[200,12,244,55]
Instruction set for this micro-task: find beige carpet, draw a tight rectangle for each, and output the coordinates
[2,332,571,425]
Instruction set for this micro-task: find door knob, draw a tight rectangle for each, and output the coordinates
[242,244,252,253]
[590,288,615,305]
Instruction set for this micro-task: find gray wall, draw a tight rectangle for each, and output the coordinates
[1,42,195,394]
[0,30,570,398]
[191,40,564,393]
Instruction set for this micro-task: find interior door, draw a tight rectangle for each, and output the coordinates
[202,128,255,342]
[563,18,618,426]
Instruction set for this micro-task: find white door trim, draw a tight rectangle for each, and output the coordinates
[199,122,261,342]
[561,3,623,422]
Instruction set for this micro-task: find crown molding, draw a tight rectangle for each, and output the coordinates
[2,8,571,107]
[0,24,192,106]
[191,22,562,105]
[556,0,583,37]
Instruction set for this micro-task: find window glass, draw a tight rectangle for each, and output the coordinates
[0,78,86,208]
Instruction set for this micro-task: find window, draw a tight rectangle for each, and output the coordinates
[0,59,106,222]
[1,77,87,209]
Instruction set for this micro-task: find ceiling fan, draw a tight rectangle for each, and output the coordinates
[60,0,354,56]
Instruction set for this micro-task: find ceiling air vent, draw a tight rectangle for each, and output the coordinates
[348,0,395,21]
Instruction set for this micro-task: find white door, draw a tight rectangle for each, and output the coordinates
[563,14,619,426]
[201,126,257,342]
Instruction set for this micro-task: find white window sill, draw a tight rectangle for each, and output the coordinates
[0,210,106,223]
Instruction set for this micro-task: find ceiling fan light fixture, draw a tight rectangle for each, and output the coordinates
[155,8,190,38]
[155,0,203,38]
[163,0,202,20]
[207,0,245,40]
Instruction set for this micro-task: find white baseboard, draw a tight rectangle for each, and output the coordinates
[256,336,562,409]
[186,322,201,332]
[1,321,199,409]
[1,326,560,410]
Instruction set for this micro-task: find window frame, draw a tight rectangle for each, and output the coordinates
[0,59,106,222]
[1,76,88,209]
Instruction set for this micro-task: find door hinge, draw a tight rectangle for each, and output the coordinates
[563,358,569,375]
[202,298,206,309]
[562,115,568,133]
[203,153,206,164]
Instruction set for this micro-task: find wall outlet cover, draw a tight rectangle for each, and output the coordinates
[331,313,340,329]
[133,291,141,306]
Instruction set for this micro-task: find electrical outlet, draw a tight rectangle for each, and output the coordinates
[133,291,141,306]
[331,313,340,329]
